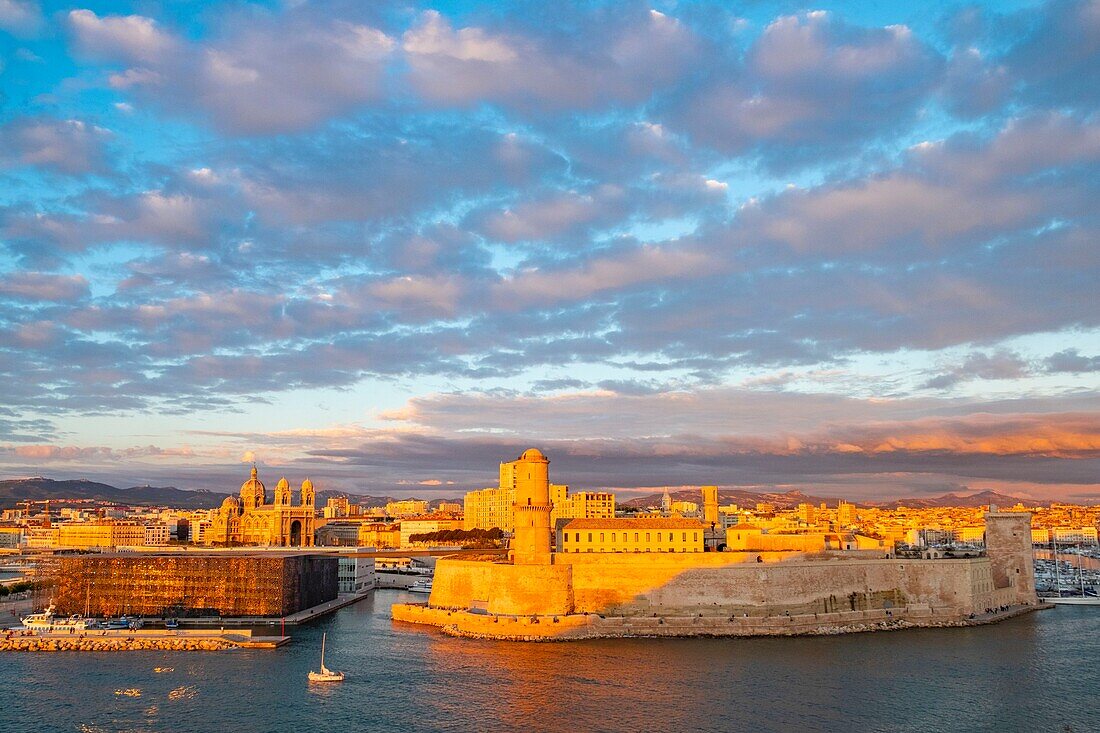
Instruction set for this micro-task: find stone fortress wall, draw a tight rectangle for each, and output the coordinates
[393,449,1039,640]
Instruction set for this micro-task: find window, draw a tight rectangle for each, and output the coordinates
[634,533,639,541]
[588,533,592,542]
[682,532,687,541]
[600,533,604,542]
[646,533,651,541]
[611,533,616,542]
[657,533,662,541]
[575,533,580,541]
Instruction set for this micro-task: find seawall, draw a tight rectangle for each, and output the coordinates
[0,628,288,652]
[392,602,1046,642]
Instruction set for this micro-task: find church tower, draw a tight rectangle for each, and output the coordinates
[275,477,291,506]
[300,478,316,507]
[511,448,552,565]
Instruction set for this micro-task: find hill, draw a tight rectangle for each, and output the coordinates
[0,477,451,511]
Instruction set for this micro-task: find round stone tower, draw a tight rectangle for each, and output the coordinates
[511,448,552,565]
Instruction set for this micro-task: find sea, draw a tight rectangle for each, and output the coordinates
[1,590,1097,733]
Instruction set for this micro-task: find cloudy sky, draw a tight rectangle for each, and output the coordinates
[0,0,1097,501]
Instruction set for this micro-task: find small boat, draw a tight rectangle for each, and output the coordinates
[164,618,180,630]
[104,616,131,630]
[21,604,100,631]
[408,579,433,594]
[307,633,344,683]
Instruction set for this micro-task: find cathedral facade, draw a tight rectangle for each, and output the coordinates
[207,466,317,547]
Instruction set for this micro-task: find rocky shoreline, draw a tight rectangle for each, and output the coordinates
[0,635,237,652]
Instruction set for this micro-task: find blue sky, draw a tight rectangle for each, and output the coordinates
[0,0,1097,500]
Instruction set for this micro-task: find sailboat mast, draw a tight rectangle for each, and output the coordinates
[321,632,326,667]
[1053,534,1060,596]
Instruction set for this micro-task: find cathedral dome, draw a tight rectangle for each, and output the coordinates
[221,495,240,510]
[276,477,290,491]
[240,465,266,495]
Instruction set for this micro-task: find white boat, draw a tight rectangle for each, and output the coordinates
[408,579,433,594]
[1042,596,1100,606]
[307,633,344,683]
[21,604,100,631]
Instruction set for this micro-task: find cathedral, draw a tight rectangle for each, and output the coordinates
[207,466,317,546]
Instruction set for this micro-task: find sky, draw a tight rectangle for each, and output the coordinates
[0,0,1097,502]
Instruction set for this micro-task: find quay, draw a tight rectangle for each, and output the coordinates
[0,627,290,652]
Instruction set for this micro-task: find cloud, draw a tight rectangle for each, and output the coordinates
[68,9,178,63]
[922,350,1031,390]
[403,8,698,112]
[1008,0,1100,109]
[68,8,395,134]
[0,0,44,37]
[1045,349,1100,373]
[0,272,89,302]
[663,11,942,166]
[0,117,112,175]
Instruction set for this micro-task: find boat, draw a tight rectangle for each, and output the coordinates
[1042,596,1100,606]
[21,604,100,631]
[408,578,433,594]
[104,615,142,630]
[307,632,344,682]
[164,618,180,630]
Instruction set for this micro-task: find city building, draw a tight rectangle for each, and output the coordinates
[558,518,705,553]
[400,515,465,547]
[385,500,430,518]
[336,555,377,594]
[358,522,401,549]
[48,553,338,618]
[207,467,317,547]
[56,521,145,549]
[463,485,515,532]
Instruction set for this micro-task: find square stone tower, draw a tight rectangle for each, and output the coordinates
[985,511,1037,604]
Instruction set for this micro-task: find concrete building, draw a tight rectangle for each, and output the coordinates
[400,515,465,547]
[463,485,515,532]
[336,555,377,594]
[144,523,170,546]
[385,500,430,518]
[56,521,145,549]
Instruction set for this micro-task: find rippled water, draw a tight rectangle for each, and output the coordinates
[1,591,1097,733]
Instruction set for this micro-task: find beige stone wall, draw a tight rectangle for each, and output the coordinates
[428,551,1005,619]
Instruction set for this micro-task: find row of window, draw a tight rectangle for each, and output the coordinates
[562,531,700,543]
[565,548,701,553]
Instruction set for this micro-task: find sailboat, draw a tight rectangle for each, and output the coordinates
[307,633,344,682]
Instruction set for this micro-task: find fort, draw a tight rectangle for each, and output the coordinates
[392,448,1040,640]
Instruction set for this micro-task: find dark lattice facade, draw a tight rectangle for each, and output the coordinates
[47,554,338,617]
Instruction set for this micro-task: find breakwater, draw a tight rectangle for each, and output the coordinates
[0,628,288,652]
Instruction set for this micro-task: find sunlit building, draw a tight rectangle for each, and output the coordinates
[207,467,317,547]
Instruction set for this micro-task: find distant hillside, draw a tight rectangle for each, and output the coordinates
[622,487,1032,511]
[0,478,230,509]
[0,477,450,511]
[867,490,1030,510]
[622,488,839,510]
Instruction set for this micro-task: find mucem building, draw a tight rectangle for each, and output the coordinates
[45,553,338,617]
